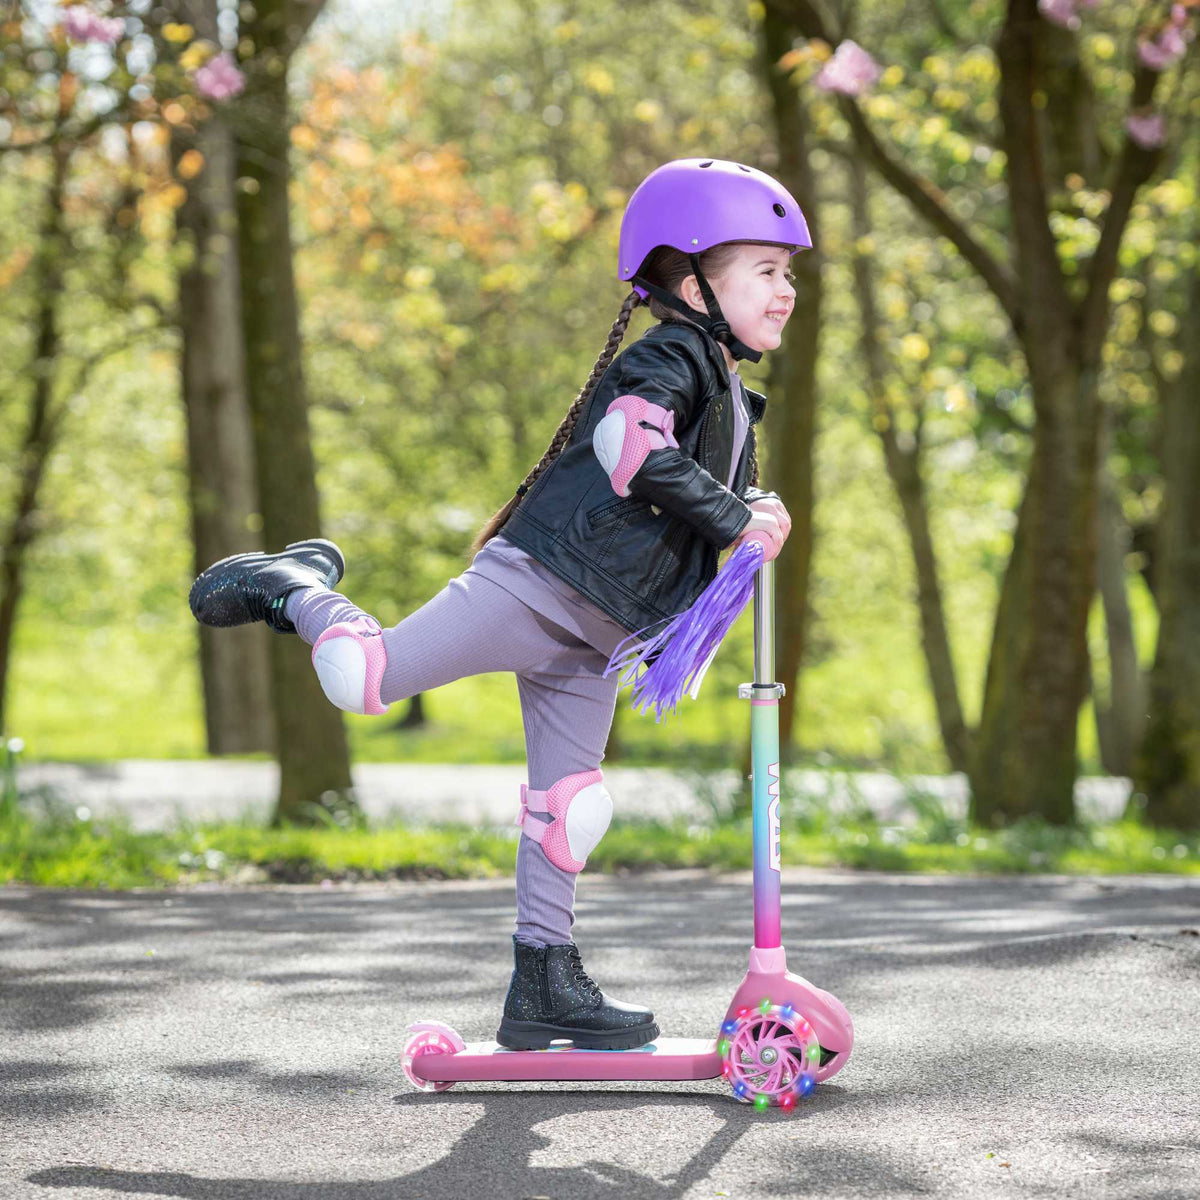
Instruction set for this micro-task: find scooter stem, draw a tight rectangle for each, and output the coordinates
[739,560,784,950]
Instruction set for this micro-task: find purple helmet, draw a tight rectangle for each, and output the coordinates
[618,158,811,294]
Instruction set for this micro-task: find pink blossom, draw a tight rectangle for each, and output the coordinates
[1139,7,1196,70]
[1160,24,1189,55]
[1038,0,1080,30]
[814,41,881,97]
[1125,112,1166,149]
[194,53,245,101]
[62,5,125,45]
[1138,35,1181,70]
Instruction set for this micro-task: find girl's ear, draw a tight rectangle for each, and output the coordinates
[679,273,704,313]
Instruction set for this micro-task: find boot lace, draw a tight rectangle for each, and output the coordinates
[565,945,601,1001]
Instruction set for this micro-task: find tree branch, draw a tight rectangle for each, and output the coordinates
[1078,62,1166,367]
[765,0,1022,326]
[994,0,1077,339]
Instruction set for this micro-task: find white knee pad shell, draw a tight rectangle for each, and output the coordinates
[311,617,388,715]
[515,769,613,873]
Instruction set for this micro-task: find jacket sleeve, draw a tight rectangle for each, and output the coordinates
[741,486,779,505]
[612,338,752,549]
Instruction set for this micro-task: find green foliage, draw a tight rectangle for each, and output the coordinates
[3,775,1196,888]
[2,0,1196,793]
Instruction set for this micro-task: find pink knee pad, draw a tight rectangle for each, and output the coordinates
[592,394,679,496]
[515,769,613,873]
[311,616,388,715]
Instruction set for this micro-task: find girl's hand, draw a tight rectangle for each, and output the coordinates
[732,504,787,562]
[750,496,791,541]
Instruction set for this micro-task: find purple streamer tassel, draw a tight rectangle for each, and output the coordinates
[605,540,764,720]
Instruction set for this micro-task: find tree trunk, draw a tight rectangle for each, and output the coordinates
[847,155,970,774]
[1136,260,1200,830]
[392,692,427,731]
[172,0,273,755]
[603,698,622,762]
[1091,411,1142,777]
[970,378,1099,826]
[760,7,820,758]
[969,4,1103,827]
[232,0,352,823]
[0,142,71,734]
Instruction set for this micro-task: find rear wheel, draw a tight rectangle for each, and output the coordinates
[401,1021,464,1093]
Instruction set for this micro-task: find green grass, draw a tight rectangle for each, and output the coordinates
[3,767,1196,889]
[2,606,1132,775]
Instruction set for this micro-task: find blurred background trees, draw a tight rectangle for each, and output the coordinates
[2,0,1195,828]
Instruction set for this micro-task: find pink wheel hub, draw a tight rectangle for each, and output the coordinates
[719,1002,821,1111]
[401,1021,464,1093]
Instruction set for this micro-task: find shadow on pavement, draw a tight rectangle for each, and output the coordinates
[28,1084,919,1200]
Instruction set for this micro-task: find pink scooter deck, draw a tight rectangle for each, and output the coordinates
[411,1037,722,1083]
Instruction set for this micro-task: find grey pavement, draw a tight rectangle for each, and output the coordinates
[2,870,1198,1199]
[18,760,1135,829]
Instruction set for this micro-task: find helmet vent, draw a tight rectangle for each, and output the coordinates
[773,203,786,217]
[737,164,751,172]
[699,161,713,168]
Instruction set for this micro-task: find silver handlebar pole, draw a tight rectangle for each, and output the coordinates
[740,559,783,700]
[753,559,775,686]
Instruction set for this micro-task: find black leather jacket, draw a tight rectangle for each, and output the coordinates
[500,320,774,634]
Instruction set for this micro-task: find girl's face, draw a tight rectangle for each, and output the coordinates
[679,243,797,369]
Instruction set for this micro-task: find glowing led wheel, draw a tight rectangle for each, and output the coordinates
[718,1001,821,1111]
[401,1021,464,1093]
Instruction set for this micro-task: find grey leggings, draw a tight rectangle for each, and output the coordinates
[285,567,619,945]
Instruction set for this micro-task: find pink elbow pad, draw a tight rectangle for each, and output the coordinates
[592,395,679,496]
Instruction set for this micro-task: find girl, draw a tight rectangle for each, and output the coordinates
[189,158,806,1051]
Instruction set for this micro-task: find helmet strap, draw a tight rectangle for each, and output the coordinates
[630,255,762,365]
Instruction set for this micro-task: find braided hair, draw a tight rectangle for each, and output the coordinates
[470,288,645,553]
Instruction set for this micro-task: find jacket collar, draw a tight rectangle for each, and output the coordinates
[640,319,733,389]
[640,321,768,425]
[740,382,767,426]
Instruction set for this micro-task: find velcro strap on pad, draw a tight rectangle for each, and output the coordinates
[514,769,612,873]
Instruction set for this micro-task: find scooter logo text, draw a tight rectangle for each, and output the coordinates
[767,762,781,872]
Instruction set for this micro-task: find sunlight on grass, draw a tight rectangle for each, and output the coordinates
[4,757,1196,890]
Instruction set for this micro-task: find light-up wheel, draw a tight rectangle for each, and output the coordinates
[401,1021,464,1093]
[719,1000,821,1111]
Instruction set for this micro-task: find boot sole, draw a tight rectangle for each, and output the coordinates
[495,1018,660,1051]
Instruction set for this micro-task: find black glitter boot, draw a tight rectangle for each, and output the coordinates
[496,938,658,1050]
[188,539,345,634]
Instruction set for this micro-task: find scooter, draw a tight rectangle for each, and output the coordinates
[401,560,854,1109]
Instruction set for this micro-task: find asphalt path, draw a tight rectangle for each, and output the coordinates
[2,870,1198,1200]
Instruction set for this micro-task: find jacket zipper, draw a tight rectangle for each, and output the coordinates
[537,947,553,1015]
[699,403,714,470]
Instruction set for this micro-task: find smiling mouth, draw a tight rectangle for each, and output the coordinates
[766,312,787,324]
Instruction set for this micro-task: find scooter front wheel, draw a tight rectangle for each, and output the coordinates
[401,1021,465,1093]
[718,1002,821,1111]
